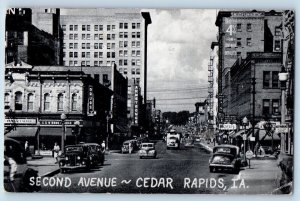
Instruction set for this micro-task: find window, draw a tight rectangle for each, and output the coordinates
[107,52,111,58]
[119,32,123,38]
[57,94,64,111]
[124,23,128,29]
[5,93,10,109]
[69,52,73,58]
[44,93,50,111]
[86,52,90,58]
[237,38,241,47]
[99,43,103,49]
[137,32,140,38]
[82,43,86,49]
[136,59,141,66]
[111,43,115,49]
[74,61,78,66]
[136,68,140,75]
[132,50,136,57]
[137,23,140,29]
[94,61,98,66]
[263,99,270,115]
[247,38,251,46]
[69,43,73,49]
[71,94,77,111]
[131,68,135,75]
[119,23,123,29]
[263,71,270,88]
[274,40,281,51]
[99,25,103,31]
[107,25,111,31]
[107,34,111,40]
[99,52,103,58]
[107,43,111,49]
[132,32,136,38]
[124,32,128,38]
[27,93,34,111]
[99,34,103,40]
[81,61,86,66]
[124,59,128,66]
[70,25,73,31]
[86,43,90,49]
[82,34,86,40]
[237,23,242,32]
[69,61,73,66]
[69,34,73,40]
[74,25,78,31]
[132,59,136,66]
[87,34,90,40]
[111,34,115,40]
[272,71,279,88]
[74,43,78,49]
[124,41,128,47]
[247,23,252,32]
[119,59,123,66]
[272,99,279,115]
[82,52,86,58]
[74,52,78,58]
[124,50,128,57]
[94,43,98,49]
[136,41,140,47]
[74,34,78,40]
[112,52,115,58]
[94,52,98,58]
[15,92,23,110]
[94,25,98,31]
[132,23,136,29]
[136,50,141,57]
[119,41,123,48]
[62,25,66,31]
[124,68,127,74]
[275,27,281,36]
[94,34,99,40]
[132,41,136,47]
[87,25,90,31]
[86,61,90,67]
[82,25,86,31]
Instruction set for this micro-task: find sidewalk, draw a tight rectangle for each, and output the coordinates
[199,142,283,194]
[27,156,60,177]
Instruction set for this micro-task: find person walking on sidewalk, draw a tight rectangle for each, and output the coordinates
[53,142,60,164]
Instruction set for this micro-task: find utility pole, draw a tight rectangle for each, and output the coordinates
[251,66,256,152]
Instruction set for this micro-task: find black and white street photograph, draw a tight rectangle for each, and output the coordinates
[3,8,294,194]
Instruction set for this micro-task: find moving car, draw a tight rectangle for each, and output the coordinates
[4,137,40,192]
[209,145,241,173]
[59,143,103,173]
[121,140,137,153]
[138,143,157,159]
[84,143,105,166]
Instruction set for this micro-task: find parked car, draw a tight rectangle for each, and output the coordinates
[59,143,102,173]
[84,143,105,166]
[4,137,40,192]
[209,145,241,173]
[138,143,157,159]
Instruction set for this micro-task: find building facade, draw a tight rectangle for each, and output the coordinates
[215,10,283,117]
[4,63,112,153]
[59,9,151,121]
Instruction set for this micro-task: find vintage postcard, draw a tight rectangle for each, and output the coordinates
[3,8,294,194]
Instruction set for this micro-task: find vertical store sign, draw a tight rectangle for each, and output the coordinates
[87,85,94,116]
[134,85,139,125]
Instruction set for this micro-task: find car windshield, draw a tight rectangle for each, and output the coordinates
[66,146,83,152]
[211,155,233,164]
[213,147,237,155]
[123,143,129,146]
[142,144,153,148]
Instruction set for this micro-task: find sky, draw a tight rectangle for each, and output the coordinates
[143,9,218,113]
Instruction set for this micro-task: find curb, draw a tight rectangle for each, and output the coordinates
[199,143,213,153]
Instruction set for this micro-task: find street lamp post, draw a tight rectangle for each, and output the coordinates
[36,121,41,155]
[106,112,111,151]
[60,113,67,155]
[279,66,288,153]
[242,116,248,161]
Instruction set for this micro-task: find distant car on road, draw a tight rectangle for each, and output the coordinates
[209,145,241,173]
[138,143,157,159]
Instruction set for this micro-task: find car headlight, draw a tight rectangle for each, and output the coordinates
[77,156,81,160]
[65,157,69,160]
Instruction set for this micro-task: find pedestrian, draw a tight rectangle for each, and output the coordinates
[24,141,29,156]
[53,142,60,164]
[101,140,106,152]
[129,142,133,154]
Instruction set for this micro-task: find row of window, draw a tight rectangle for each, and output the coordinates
[66,32,141,40]
[4,92,79,112]
[119,68,141,75]
[236,23,281,36]
[235,38,280,50]
[66,59,141,67]
[62,23,141,32]
[119,59,141,66]
[64,41,141,49]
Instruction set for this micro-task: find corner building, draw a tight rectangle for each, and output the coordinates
[59,9,151,120]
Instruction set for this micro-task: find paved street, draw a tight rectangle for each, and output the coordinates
[39,141,238,193]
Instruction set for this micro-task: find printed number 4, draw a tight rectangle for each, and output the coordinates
[226,25,235,36]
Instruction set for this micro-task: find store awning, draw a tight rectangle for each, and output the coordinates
[5,127,38,138]
[39,127,72,136]
[258,129,280,141]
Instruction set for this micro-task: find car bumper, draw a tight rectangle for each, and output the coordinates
[209,164,235,169]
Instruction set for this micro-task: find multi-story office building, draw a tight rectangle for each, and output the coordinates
[207,42,219,129]
[59,9,151,122]
[215,10,283,117]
